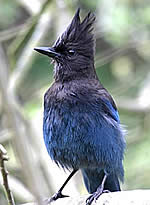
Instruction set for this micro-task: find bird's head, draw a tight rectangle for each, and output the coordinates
[34,8,96,82]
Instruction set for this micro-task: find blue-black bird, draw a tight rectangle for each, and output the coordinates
[34,8,126,205]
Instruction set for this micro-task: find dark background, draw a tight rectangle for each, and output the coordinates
[0,0,150,204]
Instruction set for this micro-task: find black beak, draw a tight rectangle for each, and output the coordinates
[34,47,60,58]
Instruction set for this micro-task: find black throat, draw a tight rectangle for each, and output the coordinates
[54,62,97,83]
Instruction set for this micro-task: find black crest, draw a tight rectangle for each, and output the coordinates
[53,8,96,57]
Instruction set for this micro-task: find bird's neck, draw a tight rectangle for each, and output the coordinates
[54,62,98,83]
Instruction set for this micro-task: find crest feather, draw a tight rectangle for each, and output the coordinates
[53,8,96,59]
[80,11,95,34]
[66,8,95,42]
[67,8,81,33]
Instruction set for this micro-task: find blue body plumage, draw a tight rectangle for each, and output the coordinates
[43,80,125,193]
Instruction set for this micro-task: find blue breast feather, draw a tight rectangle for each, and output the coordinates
[43,97,125,181]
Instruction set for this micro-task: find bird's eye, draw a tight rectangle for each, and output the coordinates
[68,49,75,55]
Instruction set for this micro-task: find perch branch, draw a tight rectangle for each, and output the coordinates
[19,190,150,205]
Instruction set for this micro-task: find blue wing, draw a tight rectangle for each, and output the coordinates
[101,98,120,123]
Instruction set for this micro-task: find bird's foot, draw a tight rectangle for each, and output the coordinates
[86,187,110,205]
[45,191,69,204]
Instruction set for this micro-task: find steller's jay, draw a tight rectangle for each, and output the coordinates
[34,8,126,205]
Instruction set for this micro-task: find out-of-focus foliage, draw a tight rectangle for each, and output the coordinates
[0,0,150,204]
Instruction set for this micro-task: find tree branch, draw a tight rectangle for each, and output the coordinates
[8,0,53,95]
[0,144,15,205]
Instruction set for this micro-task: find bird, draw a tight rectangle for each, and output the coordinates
[34,8,126,205]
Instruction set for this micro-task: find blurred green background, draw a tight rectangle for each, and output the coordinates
[0,0,150,204]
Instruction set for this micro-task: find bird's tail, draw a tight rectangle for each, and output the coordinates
[81,168,121,194]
